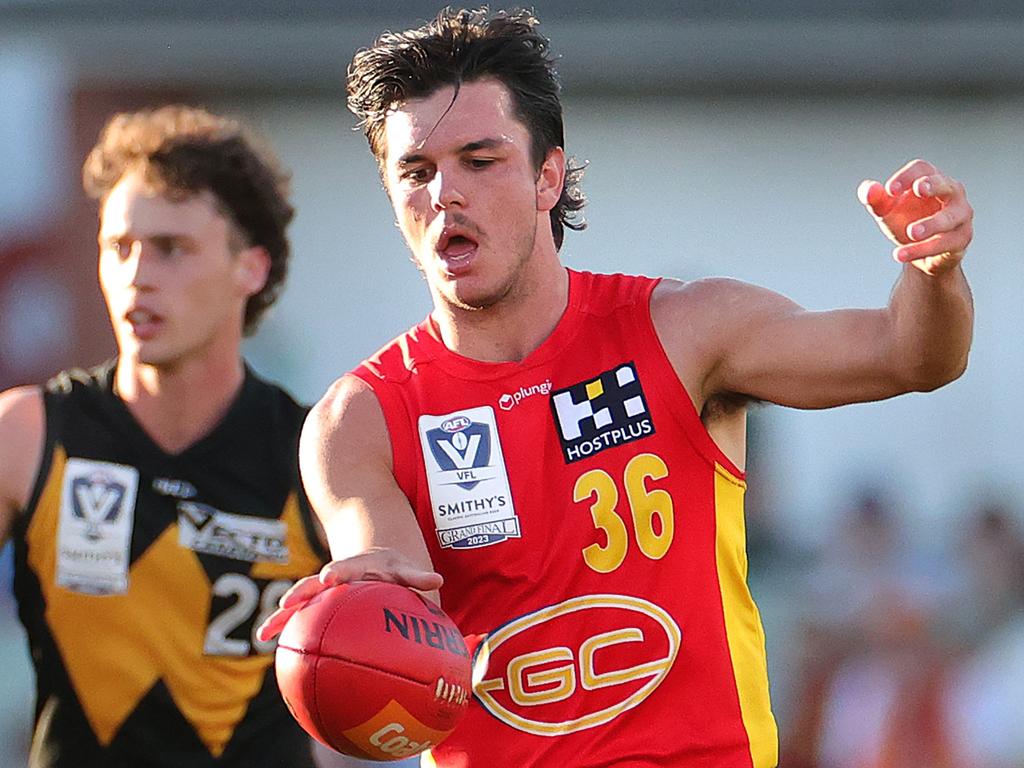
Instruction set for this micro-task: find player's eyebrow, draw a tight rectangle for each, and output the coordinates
[397,138,507,167]
[460,138,506,153]
[150,233,196,251]
[99,232,196,249]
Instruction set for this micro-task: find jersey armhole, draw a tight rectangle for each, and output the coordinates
[633,278,746,480]
[15,389,57,537]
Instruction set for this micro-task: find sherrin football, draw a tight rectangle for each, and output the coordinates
[275,581,472,761]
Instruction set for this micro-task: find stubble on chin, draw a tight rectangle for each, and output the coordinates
[440,263,522,312]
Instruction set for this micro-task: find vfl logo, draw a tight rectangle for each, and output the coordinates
[550,362,654,463]
[71,474,127,541]
[474,594,681,735]
[57,458,137,594]
[426,416,492,490]
[419,406,519,550]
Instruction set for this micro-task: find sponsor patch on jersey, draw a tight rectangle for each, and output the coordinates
[418,406,519,550]
[498,379,552,411]
[56,458,139,595]
[152,476,198,499]
[550,362,655,463]
[474,594,681,735]
[177,501,289,563]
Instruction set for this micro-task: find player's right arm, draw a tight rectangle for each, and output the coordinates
[0,386,45,546]
[257,375,442,642]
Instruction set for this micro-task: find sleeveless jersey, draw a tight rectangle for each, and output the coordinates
[352,269,778,768]
[13,362,327,768]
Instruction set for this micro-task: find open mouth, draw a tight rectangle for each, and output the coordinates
[125,308,162,338]
[441,235,477,260]
[127,308,158,325]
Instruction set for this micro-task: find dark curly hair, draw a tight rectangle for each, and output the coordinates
[347,6,586,250]
[82,104,295,335]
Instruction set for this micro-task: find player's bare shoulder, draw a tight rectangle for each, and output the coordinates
[651,276,803,405]
[304,374,391,463]
[652,276,790,326]
[651,276,768,341]
[299,373,396,512]
[650,277,758,403]
[0,385,46,538]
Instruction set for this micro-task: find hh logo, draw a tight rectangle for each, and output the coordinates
[550,362,654,463]
[71,475,127,541]
[426,417,492,490]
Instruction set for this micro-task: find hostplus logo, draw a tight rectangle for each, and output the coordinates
[499,380,552,411]
[550,362,654,463]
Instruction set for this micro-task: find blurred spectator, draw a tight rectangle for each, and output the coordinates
[945,503,1024,644]
[944,613,1024,768]
[815,596,959,768]
[807,491,916,629]
[781,490,961,768]
[941,503,1024,768]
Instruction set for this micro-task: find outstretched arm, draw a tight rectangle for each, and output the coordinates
[257,375,441,641]
[0,386,45,545]
[658,159,974,412]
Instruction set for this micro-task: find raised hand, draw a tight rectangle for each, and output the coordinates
[858,159,973,276]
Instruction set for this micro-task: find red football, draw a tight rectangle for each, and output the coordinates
[275,581,472,761]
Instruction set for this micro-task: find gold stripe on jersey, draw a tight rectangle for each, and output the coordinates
[26,446,318,757]
[714,465,778,768]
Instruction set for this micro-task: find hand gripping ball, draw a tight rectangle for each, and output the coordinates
[275,581,472,761]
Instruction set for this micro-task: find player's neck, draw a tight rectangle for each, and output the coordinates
[115,342,245,455]
[432,259,569,363]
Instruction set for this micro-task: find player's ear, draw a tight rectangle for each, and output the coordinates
[236,245,271,297]
[536,146,565,213]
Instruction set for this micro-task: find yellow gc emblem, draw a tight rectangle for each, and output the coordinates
[475,594,680,735]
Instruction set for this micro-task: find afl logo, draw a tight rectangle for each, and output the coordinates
[473,595,681,736]
[441,416,471,433]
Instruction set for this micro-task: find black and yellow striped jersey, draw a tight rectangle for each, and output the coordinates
[13,362,327,768]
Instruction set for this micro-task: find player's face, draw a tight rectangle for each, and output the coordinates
[98,170,265,369]
[381,78,552,312]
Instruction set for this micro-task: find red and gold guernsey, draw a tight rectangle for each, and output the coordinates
[351,269,777,768]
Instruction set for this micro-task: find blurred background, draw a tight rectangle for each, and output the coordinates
[1,1,1022,766]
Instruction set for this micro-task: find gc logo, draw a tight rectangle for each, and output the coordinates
[474,594,680,735]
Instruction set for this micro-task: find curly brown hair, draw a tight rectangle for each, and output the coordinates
[347,6,586,250]
[82,104,295,335]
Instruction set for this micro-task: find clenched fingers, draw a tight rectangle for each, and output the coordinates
[897,181,973,263]
[857,179,895,217]
[884,158,939,197]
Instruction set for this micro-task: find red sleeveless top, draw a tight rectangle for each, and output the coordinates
[351,269,777,768]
